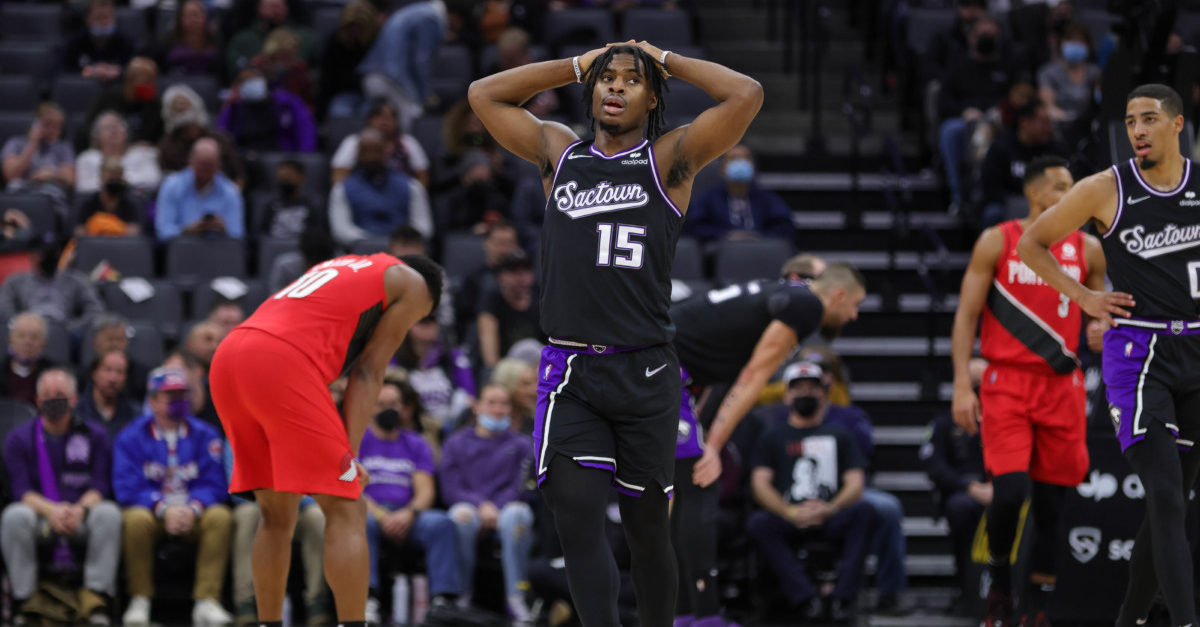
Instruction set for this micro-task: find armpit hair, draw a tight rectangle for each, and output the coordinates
[666,155,691,188]
[540,157,554,180]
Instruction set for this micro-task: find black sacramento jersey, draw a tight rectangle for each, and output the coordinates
[1104,158,1200,319]
[672,279,824,386]
[539,138,684,346]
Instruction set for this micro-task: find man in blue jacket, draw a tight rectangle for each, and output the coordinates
[684,145,795,245]
[113,367,232,626]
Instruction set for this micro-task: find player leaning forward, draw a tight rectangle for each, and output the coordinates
[1019,83,1200,627]
[469,37,762,627]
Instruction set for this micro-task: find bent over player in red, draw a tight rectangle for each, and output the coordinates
[210,253,442,627]
[950,156,1106,627]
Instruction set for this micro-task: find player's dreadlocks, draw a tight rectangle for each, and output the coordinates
[581,45,670,140]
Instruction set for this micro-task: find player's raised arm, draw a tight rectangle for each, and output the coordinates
[468,48,605,171]
[1017,171,1135,325]
[950,227,1003,435]
[640,41,764,178]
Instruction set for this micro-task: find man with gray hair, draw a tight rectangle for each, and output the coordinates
[153,137,244,243]
[1,368,121,624]
[0,312,57,406]
[79,313,147,402]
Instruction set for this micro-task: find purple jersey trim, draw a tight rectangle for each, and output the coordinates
[1103,163,1124,239]
[588,138,649,160]
[1129,157,1191,197]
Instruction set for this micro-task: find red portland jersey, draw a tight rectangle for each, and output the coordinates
[980,220,1088,375]
[239,253,400,382]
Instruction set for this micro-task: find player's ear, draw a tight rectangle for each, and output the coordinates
[648,93,658,111]
[1176,114,1186,134]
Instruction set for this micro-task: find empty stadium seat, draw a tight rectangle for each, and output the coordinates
[672,237,704,281]
[349,237,390,255]
[129,321,164,369]
[52,76,105,115]
[192,278,268,320]
[0,4,63,43]
[0,113,34,144]
[0,76,40,113]
[100,280,184,340]
[544,9,616,50]
[73,237,154,278]
[664,81,716,125]
[310,4,344,42]
[0,43,57,82]
[0,399,36,444]
[409,115,446,163]
[622,8,694,47]
[904,8,955,58]
[257,236,299,278]
[44,320,70,367]
[165,237,247,287]
[441,231,486,281]
[322,116,361,152]
[431,45,474,104]
[116,6,150,50]
[0,194,57,240]
[713,238,794,284]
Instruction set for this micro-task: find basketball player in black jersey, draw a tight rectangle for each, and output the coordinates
[469,41,762,627]
[1018,83,1200,627]
[670,259,865,626]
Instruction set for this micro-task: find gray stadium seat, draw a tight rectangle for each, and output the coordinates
[0,43,57,82]
[441,231,486,281]
[73,237,154,278]
[622,9,693,48]
[672,237,704,281]
[691,160,724,198]
[100,280,184,341]
[664,81,716,125]
[156,5,177,38]
[431,45,474,103]
[116,7,150,50]
[349,237,390,255]
[1077,9,1118,50]
[478,44,548,74]
[322,117,361,153]
[129,322,164,370]
[258,236,299,278]
[0,194,57,240]
[0,399,36,447]
[544,9,616,50]
[166,237,248,288]
[192,278,267,321]
[44,320,70,367]
[0,113,34,144]
[310,5,344,42]
[905,8,956,58]
[410,115,446,163]
[0,76,40,113]
[0,5,63,42]
[714,238,794,284]
[52,76,105,115]
[256,152,331,197]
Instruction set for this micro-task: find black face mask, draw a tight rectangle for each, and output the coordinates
[466,181,494,202]
[103,181,127,196]
[976,34,998,57]
[40,397,71,421]
[791,395,820,418]
[375,409,400,432]
[37,245,60,277]
[278,182,299,198]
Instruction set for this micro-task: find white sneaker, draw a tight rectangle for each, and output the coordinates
[192,599,234,626]
[365,597,381,625]
[123,596,151,626]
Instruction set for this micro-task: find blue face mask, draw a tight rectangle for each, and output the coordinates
[1061,41,1088,64]
[167,398,190,420]
[726,159,755,183]
[478,414,511,432]
[240,77,269,102]
[90,23,116,38]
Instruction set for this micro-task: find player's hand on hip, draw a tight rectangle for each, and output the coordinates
[951,385,982,436]
[1086,318,1109,353]
[692,448,723,488]
[1077,289,1135,327]
[355,460,370,487]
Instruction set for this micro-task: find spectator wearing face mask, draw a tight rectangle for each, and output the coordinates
[113,366,232,627]
[257,160,327,239]
[361,387,465,623]
[1037,21,1100,131]
[328,129,431,246]
[0,312,56,407]
[440,384,535,621]
[684,144,795,246]
[218,68,316,153]
[75,157,143,237]
[62,0,135,83]
[84,57,165,146]
[1,368,121,624]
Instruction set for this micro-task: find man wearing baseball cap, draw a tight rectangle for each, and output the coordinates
[745,361,873,624]
[112,366,232,626]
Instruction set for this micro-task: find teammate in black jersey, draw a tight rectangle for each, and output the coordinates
[670,259,864,627]
[1018,84,1200,627]
[469,41,762,627]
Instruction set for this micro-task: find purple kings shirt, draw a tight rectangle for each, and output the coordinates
[360,428,434,509]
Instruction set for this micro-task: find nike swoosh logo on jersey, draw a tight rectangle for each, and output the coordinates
[645,363,668,377]
[1127,195,1150,205]
[567,153,592,160]
[337,465,357,482]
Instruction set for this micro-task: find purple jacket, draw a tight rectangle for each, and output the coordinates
[439,427,531,508]
[4,417,112,502]
[217,90,317,152]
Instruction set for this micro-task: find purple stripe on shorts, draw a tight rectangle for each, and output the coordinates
[676,366,703,460]
[616,485,643,498]
[534,346,572,482]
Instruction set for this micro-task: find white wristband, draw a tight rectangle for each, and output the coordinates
[572,56,583,83]
[659,50,671,67]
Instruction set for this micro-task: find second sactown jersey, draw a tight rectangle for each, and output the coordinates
[672,279,824,386]
[1103,158,1200,319]
[539,138,684,346]
[981,220,1087,374]
[238,253,400,382]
